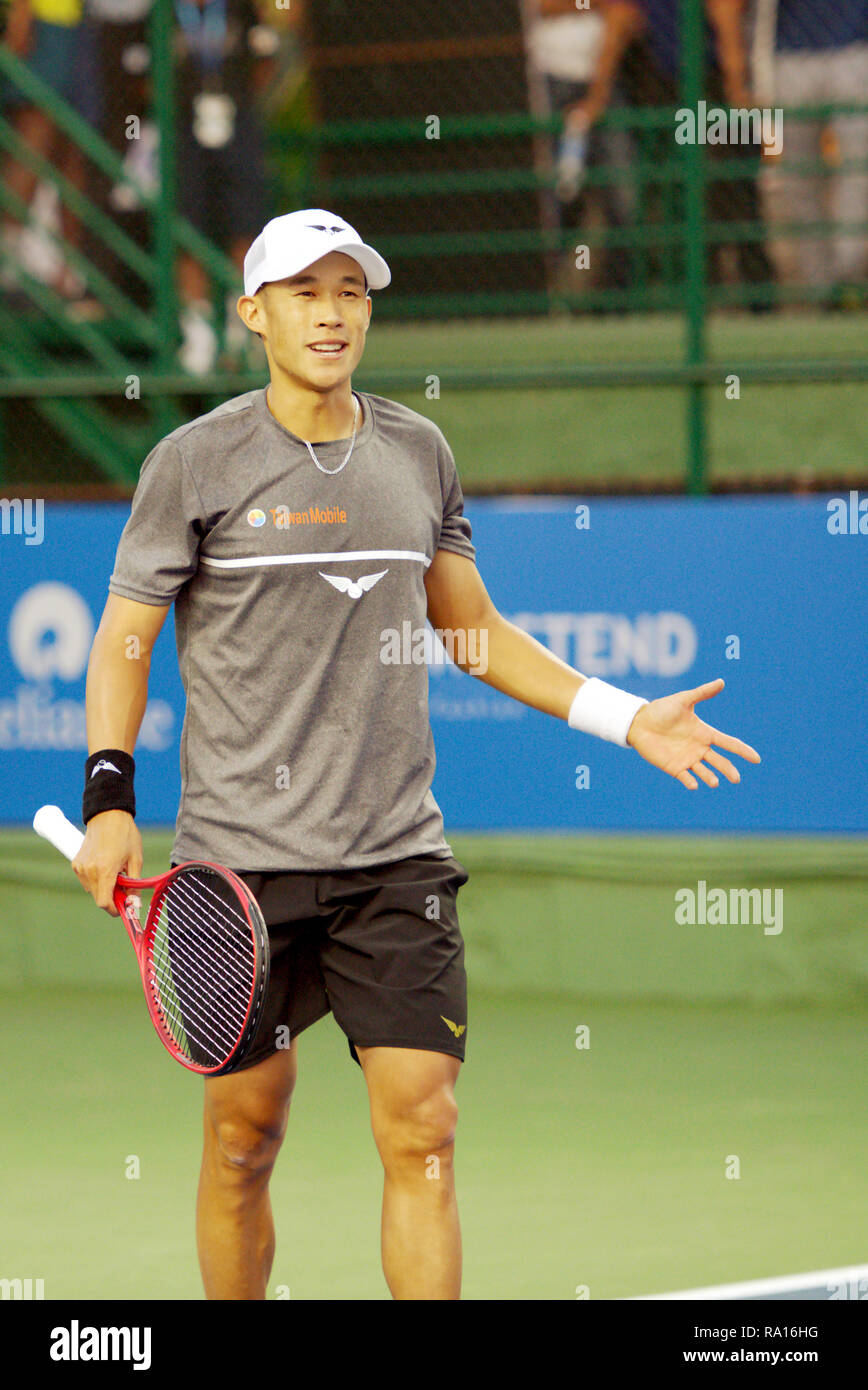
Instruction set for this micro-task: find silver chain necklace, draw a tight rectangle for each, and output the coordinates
[303,395,360,476]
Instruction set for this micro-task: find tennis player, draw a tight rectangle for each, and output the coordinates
[74,208,760,1301]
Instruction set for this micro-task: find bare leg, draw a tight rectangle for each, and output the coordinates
[2,106,56,231]
[53,137,89,295]
[58,138,86,249]
[357,1046,462,1300]
[197,1041,297,1300]
[178,250,209,307]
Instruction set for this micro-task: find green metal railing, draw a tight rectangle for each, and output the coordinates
[682,0,706,494]
[0,0,249,476]
[0,0,866,494]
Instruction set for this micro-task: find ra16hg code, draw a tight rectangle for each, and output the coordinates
[694,1327,818,1339]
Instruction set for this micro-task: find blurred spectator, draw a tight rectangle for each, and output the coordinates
[84,0,154,309]
[172,0,279,373]
[0,0,101,301]
[760,0,868,304]
[573,0,776,310]
[86,0,154,210]
[526,0,638,305]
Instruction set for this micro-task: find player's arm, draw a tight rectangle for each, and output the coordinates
[76,594,171,914]
[424,549,760,790]
[705,0,752,107]
[566,0,645,129]
[425,548,584,719]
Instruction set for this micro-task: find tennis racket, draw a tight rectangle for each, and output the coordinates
[33,805,270,1076]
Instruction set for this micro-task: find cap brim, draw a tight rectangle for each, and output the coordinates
[247,241,391,295]
[331,241,391,290]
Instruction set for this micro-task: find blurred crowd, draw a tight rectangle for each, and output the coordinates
[0,0,866,376]
[0,0,302,370]
[528,0,868,310]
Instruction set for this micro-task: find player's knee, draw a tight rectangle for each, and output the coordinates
[209,1112,286,1178]
[375,1088,458,1167]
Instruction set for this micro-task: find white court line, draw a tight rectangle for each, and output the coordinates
[632,1263,868,1300]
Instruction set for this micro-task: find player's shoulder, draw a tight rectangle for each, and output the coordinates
[361,392,452,454]
[157,390,265,455]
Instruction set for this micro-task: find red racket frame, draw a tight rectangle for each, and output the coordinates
[113,860,270,1075]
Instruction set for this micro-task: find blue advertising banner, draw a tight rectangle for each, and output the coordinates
[0,495,865,831]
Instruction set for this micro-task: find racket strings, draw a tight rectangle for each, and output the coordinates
[150,885,253,1022]
[148,937,246,1057]
[161,884,254,995]
[149,890,253,1059]
[148,935,245,1053]
[152,879,254,1004]
[146,868,259,1067]
[172,873,258,971]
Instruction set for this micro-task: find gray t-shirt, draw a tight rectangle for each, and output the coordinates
[108,388,476,870]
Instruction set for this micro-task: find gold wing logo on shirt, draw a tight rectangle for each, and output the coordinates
[441,1016,466,1038]
[319,569,388,600]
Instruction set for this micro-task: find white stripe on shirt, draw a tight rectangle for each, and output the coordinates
[200,549,431,570]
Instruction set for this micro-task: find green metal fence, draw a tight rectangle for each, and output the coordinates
[0,0,866,495]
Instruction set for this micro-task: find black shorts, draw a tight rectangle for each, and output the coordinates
[225,853,470,1070]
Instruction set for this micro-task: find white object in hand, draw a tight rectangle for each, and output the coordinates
[556,127,589,202]
[33,805,85,861]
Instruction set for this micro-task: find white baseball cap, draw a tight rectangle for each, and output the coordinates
[243,208,391,296]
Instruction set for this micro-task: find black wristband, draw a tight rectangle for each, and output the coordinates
[83,749,136,824]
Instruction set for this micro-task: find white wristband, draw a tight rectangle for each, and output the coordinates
[567,678,648,747]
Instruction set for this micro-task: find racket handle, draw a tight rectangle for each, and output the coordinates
[33,804,85,862]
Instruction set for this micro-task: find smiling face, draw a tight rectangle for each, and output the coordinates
[239,250,372,395]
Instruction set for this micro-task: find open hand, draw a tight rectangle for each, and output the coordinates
[626,678,760,790]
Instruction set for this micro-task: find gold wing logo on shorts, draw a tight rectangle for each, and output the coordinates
[441,1016,466,1038]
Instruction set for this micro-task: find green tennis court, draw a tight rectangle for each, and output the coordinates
[3,829,865,1300]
